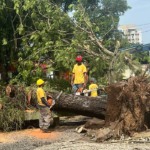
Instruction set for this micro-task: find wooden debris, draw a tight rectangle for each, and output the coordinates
[96,128,113,142]
[76,126,87,133]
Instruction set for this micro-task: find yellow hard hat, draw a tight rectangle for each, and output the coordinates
[36,79,44,86]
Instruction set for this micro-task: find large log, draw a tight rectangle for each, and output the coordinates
[49,92,107,118]
[5,85,107,118]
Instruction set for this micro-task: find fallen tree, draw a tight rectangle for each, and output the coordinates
[5,85,107,118]
[50,92,107,118]
[2,76,150,140]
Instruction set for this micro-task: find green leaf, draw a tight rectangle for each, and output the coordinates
[30,34,39,40]
[2,38,7,45]
[95,26,100,32]
[95,57,100,61]
[68,4,74,9]
[18,24,24,35]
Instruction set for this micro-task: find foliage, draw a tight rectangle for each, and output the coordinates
[0,0,133,86]
[0,0,75,85]
[0,0,19,83]
[52,0,78,12]
[70,0,130,83]
[112,51,142,81]
[0,94,25,131]
[14,0,75,84]
[133,51,150,64]
[46,78,71,93]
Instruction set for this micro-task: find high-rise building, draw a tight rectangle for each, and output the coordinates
[119,24,142,44]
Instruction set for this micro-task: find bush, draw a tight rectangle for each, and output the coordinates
[47,78,71,93]
[0,94,25,132]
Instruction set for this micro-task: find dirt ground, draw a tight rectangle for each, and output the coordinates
[0,116,150,150]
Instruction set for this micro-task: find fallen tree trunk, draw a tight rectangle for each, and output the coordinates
[5,85,107,118]
[50,92,107,118]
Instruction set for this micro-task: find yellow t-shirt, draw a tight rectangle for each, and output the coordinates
[36,87,46,106]
[89,83,98,97]
[72,64,87,84]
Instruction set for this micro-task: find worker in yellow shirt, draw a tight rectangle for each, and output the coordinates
[89,78,98,97]
[71,55,88,94]
[36,79,53,133]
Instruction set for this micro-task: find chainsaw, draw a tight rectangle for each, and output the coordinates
[48,91,63,110]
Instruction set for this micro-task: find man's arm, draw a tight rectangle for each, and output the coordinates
[71,73,75,85]
[41,97,50,107]
[83,72,88,88]
[83,64,88,88]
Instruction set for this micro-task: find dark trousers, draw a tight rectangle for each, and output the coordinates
[38,106,51,130]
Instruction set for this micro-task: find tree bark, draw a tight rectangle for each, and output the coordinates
[49,92,107,118]
[5,85,107,118]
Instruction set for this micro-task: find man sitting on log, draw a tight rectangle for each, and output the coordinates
[36,79,53,133]
[71,55,88,95]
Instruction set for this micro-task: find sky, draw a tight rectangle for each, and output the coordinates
[119,0,150,44]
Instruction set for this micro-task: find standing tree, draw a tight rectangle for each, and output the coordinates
[0,0,20,84]
[0,0,75,85]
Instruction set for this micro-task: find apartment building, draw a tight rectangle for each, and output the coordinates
[119,24,142,44]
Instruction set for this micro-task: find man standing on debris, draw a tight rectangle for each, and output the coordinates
[36,79,52,133]
[71,55,88,94]
[89,78,98,97]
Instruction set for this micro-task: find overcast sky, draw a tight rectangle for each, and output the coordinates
[119,0,150,44]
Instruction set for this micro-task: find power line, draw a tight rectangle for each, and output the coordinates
[119,24,150,33]
[119,23,150,29]
[136,23,150,27]
[139,27,150,31]
[142,29,150,33]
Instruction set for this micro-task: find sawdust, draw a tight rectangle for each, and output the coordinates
[0,116,150,150]
[23,129,61,139]
[0,133,15,143]
[0,128,61,144]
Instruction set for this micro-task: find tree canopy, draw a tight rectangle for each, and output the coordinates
[0,0,133,87]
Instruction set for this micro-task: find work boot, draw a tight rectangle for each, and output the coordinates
[41,128,51,133]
